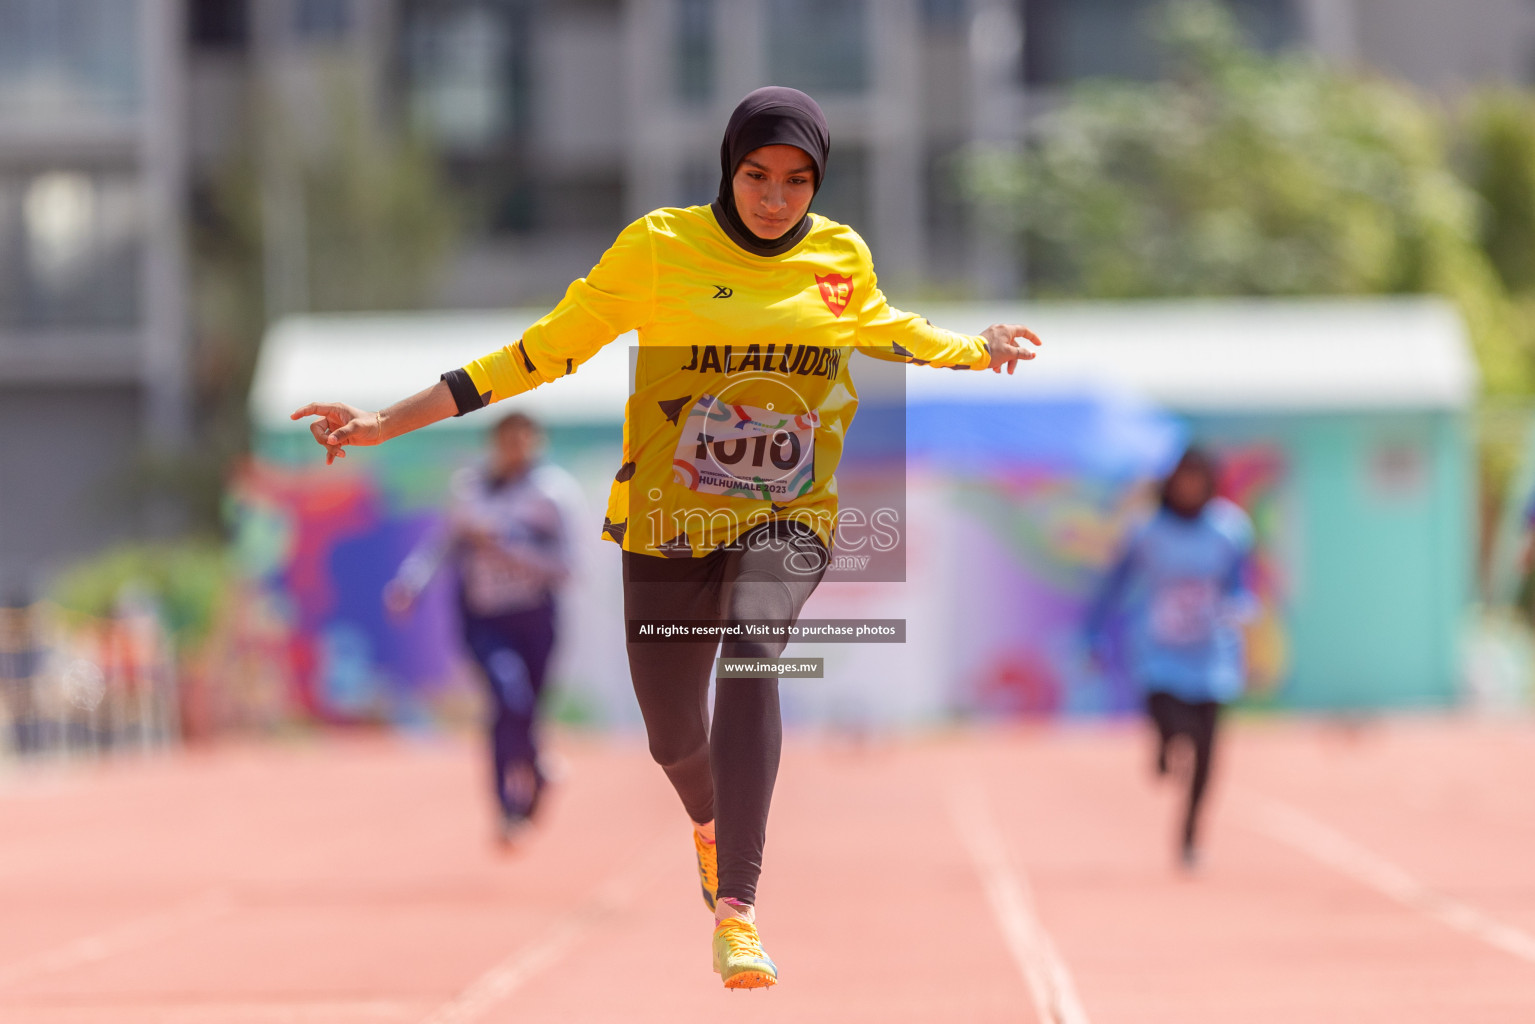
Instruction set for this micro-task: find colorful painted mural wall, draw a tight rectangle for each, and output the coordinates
[931,444,1290,718]
[238,401,1485,726]
[229,461,466,724]
[230,387,1316,726]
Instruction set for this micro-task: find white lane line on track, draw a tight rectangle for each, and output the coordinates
[0,1000,416,1022]
[419,835,673,1024]
[0,890,232,990]
[949,783,1091,1024]
[1244,795,1535,965]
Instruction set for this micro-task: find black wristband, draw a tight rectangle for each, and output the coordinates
[440,368,487,417]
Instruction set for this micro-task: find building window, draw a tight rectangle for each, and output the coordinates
[400,0,533,235]
[293,0,349,41]
[188,0,249,50]
[921,0,966,30]
[810,144,868,229]
[680,159,716,207]
[923,141,970,274]
[0,170,143,329]
[0,0,141,121]
[765,0,868,95]
[1226,0,1302,53]
[675,0,713,105]
[1021,0,1301,86]
[402,0,526,150]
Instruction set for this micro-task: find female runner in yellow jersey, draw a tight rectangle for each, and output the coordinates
[294,86,1041,989]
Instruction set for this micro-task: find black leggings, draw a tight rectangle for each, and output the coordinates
[462,601,556,821]
[1146,691,1221,851]
[623,520,827,906]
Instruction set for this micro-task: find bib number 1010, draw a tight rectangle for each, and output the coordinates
[694,431,803,471]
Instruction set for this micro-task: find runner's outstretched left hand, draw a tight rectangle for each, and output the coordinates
[980,323,1043,374]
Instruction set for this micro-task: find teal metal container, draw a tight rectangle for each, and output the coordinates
[1187,409,1472,710]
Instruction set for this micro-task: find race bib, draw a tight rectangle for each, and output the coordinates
[671,395,817,501]
[1148,579,1219,646]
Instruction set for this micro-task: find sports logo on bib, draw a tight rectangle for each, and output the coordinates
[1149,579,1219,646]
[815,273,854,317]
[672,394,817,501]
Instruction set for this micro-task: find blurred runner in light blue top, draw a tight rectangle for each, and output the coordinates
[1085,446,1256,868]
[1087,474,1256,704]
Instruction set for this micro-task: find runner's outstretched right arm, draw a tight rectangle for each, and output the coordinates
[294,217,656,463]
[291,379,457,465]
[449,217,656,415]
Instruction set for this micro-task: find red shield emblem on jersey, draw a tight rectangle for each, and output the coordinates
[815,273,854,318]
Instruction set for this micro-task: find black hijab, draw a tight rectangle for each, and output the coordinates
[711,86,830,257]
[1160,446,1219,520]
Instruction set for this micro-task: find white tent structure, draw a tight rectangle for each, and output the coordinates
[251,296,1477,721]
[252,296,1474,432]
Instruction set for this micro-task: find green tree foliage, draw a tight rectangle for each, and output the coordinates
[184,65,460,531]
[1464,90,1535,295]
[1461,91,1535,402]
[1459,91,1535,544]
[298,85,460,313]
[50,542,230,648]
[968,0,1529,393]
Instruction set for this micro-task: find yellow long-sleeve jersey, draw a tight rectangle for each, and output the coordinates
[450,205,991,557]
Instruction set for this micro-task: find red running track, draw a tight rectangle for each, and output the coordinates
[2,718,1535,1022]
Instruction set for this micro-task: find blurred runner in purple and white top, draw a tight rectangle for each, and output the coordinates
[387,411,581,845]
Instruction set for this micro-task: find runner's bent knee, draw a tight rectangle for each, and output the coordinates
[645,725,709,769]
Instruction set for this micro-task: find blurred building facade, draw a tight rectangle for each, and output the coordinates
[5,0,1535,591]
[0,0,188,598]
[186,0,1535,311]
